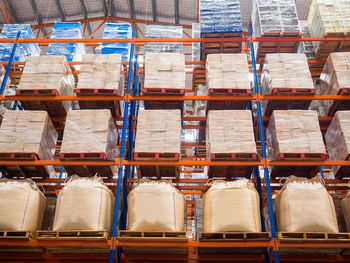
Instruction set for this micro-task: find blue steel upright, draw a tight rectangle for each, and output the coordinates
[109,29,136,263]
[248,29,280,263]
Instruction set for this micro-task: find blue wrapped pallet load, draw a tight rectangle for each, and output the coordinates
[144,25,183,53]
[100,23,132,61]
[0,24,40,62]
[199,0,243,34]
[47,22,86,62]
[199,0,243,57]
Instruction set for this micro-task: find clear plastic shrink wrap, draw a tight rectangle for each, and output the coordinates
[203,179,261,232]
[17,56,75,113]
[134,110,181,154]
[53,175,114,231]
[144,25,183,53]
[266,110,326,161]
[77,54,124,95]
[127,179,185,231]
[207,110,256,158]
[0,179,45,231]
[144,53,185,90]
[60,110,118,160]
[275,176,339,233]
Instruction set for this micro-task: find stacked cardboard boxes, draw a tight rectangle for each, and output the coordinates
[206,54,250,91]
[144,25,183,53]
[60,110,117,160]
[144,53,185,90]
[207,110,256,158]
[77,54,124,95]
[134,110,181,155]
[17,56,75,113]
[319,52,350,115]
[266,110,326,161]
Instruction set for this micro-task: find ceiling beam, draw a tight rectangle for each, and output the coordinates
[151,0,157,21]
[29,0,47,36]
[174,0,179,24]
[79,0,92,37]
[31,16,193,30]
[110,0,117,17]
[5,0,18,23]
[3,0,16,23]
[129,0,135,19]
[102,0,109,16]
[55,0,65,21]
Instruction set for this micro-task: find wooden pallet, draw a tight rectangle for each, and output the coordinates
[192,65,206,90]
[315,32,350,60]
[118,231,187,241]
[63,164,114,178]
[76,89,123,118]
[136,165,180,179]
[35,230,109,240]
[195,146,206,156]
[327,88,350,116]
[207,165,254,179]
[207,88,251,111]
[60,152,108,160]
[334,155,350,179]
[210,153,257,161]
[142,88,185,112]
[270,153,325,179]
[0,152,51,178]
[143,88,185,95]
[0,231,32,240]
[264,88,315,116]
[134,152,180,161]
[256,32,301,61]
[119,231,188,254]
[201,32,243,60]
[198,232,269,255]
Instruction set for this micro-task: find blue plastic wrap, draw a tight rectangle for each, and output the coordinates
[199,0,243,34]
[47,22,86,62]
[100,23,132,61]
[0,24,40,62]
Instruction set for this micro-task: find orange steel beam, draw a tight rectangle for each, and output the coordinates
[88,20,105,39]
[30,16,192,30]
[134,23,145,38]
[83,22,87,38]
[0,239,111,247]
[0,4,9,24]
[183,30,191,38]
[42,30,52,39]
[0,160,120,166]
[2,0,15,23]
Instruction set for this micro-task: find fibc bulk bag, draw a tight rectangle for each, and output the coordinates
[0,179,46,231]
[341,192,350,232]
[127,180,185,231]
[203,179,261,232]
[53,175,114,231]
[275,176,338,233]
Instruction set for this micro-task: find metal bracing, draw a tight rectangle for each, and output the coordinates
[29,0,47,36]
[129,0,135,19]
[55,0,65,22]
[79,0,92,36]
[4,0,18,23]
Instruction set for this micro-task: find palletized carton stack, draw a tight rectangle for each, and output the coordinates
[17,56,75,113]
[325,111,350,176]
[206,110,256,158]
[144,53,185,90]
[77,54,124,95]
[266,110,326,161]
[134,110,181,155]
[60,110,117,160]
[319,52,350,115]
[0,111,58,176]
[308,0,350,59]
[206,54,250,91]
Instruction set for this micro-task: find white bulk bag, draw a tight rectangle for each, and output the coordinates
[342,192,350,232]
[275,176,338,233]
[0,179,46,231]
[203,179,261,232]
[127,180,185,231]
[53,175,114,231]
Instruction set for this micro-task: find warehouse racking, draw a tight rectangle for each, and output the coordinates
[1,26,350,263]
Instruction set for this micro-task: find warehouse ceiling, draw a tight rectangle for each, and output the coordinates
[0,0,313,38]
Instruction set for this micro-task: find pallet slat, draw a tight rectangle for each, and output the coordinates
[35,230,109,240]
